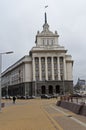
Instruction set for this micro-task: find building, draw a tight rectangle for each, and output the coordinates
[74,78,86,95]
[1,13,73,97]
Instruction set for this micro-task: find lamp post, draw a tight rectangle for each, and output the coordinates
[63,76,65,95]
[61,71,65,95]
[35,81,37,96]
[0,51,13,112]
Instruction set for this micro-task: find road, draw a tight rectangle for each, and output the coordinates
[0,98,86,130]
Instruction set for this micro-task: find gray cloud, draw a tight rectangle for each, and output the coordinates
[0,0,86,84]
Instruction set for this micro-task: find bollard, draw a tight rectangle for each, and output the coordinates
[1,103,5,108]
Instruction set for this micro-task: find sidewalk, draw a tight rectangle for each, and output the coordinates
[0,99,57,130]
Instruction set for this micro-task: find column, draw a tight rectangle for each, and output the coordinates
[63,57,66,80]
[51,57,54,80]
[45,57,48,80]
[32,57,35,81]
[57,57,60,80]
[63,57,66,95]
[39,57,42,80]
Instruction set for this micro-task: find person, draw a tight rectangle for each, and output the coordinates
[13,96,16,104]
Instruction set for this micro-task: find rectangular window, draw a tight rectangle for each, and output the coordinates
[47,39,49,45]
[43,39,45,45]
[51,39,53,45]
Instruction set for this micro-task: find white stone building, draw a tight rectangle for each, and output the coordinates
[1,13,73,97]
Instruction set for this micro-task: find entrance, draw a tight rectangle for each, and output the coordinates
[41,86,46,94]
[49,85,53,94]
[56,85,60,94]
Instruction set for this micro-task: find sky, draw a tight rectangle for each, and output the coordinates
[0,0,86,84]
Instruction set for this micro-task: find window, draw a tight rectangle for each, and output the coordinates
[54,57,57,62]
[35,57,39,61]
[43,39,45,45]
[60,57,63,62]
[51,39,53,45]
[42,38,54,46]
[47,39,49,45]
[41,57,45,62]
[42,38,47,45]
[61,75,63,80]
[47,57,51,62]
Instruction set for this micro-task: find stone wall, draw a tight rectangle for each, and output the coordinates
[57,100,86,116]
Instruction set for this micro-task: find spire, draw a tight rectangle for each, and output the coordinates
[43,12,49,32]
[44,4,48,24]
[45,12,47,24]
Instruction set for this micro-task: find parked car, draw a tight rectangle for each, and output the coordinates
[72,93,82,97]
[41,94,51,99]
[19,96,26,99]
[17,95,35,99]
[4,96,13,99]
[2,96,6,99]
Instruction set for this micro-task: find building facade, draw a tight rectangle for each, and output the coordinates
[1,13,73,97]
[74,78,86,95]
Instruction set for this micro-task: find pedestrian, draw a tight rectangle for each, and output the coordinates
[13,96,16,104]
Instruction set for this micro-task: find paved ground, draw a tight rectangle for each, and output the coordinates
[0,98,86,130]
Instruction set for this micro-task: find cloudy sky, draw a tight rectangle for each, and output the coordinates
[0,0,86,84]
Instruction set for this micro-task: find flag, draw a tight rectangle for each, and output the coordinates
[45,5,48,8]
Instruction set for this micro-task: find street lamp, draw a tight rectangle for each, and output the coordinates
[0,51,13,112]
[35,81,37,96]
[63,76,65,95]
[61,71,65,95]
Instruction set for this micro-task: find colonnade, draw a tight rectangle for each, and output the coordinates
[32,56,66,81]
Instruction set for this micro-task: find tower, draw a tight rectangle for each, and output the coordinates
[30,12,73,96]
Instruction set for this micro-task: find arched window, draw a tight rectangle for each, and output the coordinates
[56,85,60,94]
[41,86,46,94]
[48,85,53,94]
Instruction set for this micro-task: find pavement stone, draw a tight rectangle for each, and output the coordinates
[1,98,86,130]
[0,99,57,130]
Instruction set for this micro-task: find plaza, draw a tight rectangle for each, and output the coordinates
[0,98,86,130]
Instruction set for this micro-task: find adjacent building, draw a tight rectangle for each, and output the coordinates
[74,78,86,95]
[1,13,73,97]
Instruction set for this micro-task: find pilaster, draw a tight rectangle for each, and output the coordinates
[57,57,60,80]
[45,57,48,80]
[39,57,42,80]
[32,57,35,81]
[51,57,54,80]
